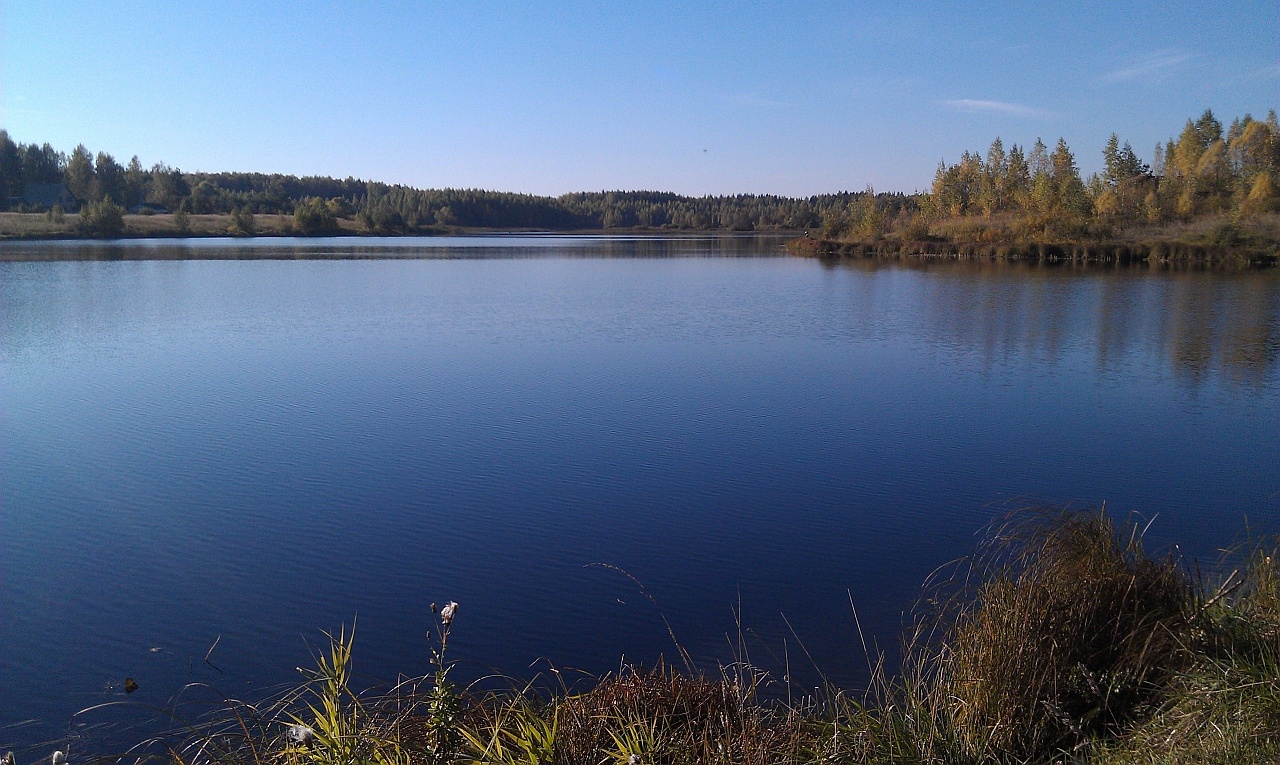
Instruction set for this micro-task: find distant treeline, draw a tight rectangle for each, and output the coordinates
[0,131,905,233]
[4,108,1275,241]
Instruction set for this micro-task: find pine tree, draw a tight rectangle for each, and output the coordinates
[980,138,1008,214]
[1049,138,1089,217]
[1193,109,1223,146]
[1103,134,1122,185]
[1006,144,1031,211]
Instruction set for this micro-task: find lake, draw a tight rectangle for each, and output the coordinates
[2,235,1278,755]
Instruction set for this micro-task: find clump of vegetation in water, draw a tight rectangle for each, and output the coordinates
[43,508,1280,765]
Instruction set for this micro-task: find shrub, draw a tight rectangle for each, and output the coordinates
[940,510,1195,760]
[294,197,341,236]
[229,206,257,236]
[79,195,126,237]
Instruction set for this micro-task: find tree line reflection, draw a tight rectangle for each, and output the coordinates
[833,258,1280,390]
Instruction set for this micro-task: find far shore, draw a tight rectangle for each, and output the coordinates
[5,210,1277,271]
[789,212,1280,269]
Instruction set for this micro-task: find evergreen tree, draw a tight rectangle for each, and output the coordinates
[1049,139,1089,216]
[1028,138,1053,213]
[979,138,1008,214]
[0,131,22,202]
[1103,134,1122,184]
[1193,109,1223,147]
[64,145,95,204]
[1006,144,1031,210]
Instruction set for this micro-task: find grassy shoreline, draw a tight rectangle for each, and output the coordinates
[51,509,1279,765]
[790,213,1280,268]
[0,212,800,243]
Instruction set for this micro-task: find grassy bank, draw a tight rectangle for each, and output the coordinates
[792,213,1280,268]
[0,212,379,240]
[54,509,1278,765]
[0,212,799,243]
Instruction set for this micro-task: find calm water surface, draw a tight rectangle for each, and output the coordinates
[3,236,1278,753]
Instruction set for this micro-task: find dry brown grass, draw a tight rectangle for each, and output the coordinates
[937,511,1196,761]
[1089,544,1280,765]
[0,211,77,237]
[551,666,798,765]
[0,212,363,240]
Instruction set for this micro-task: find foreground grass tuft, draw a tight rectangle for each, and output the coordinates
[939,510,1195,760]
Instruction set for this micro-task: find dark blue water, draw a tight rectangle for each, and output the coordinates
[3,236,1279,755]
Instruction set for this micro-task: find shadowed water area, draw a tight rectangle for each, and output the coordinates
[2,236,1278,755]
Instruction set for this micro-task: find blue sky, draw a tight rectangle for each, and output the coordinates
[3,1,1276,195]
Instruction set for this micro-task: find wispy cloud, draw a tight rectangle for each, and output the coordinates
[1101,50,1193,84]
[942,99,1041,117]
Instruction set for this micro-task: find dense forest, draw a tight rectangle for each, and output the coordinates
[0,131,899,234]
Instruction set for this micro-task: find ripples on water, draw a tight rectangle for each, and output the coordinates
[2,236,1277,754]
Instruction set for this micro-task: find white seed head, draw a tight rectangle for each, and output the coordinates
[287,725,316,746]
[439,601,458,626]
[50,753,65,765]
[628,755,642,765]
